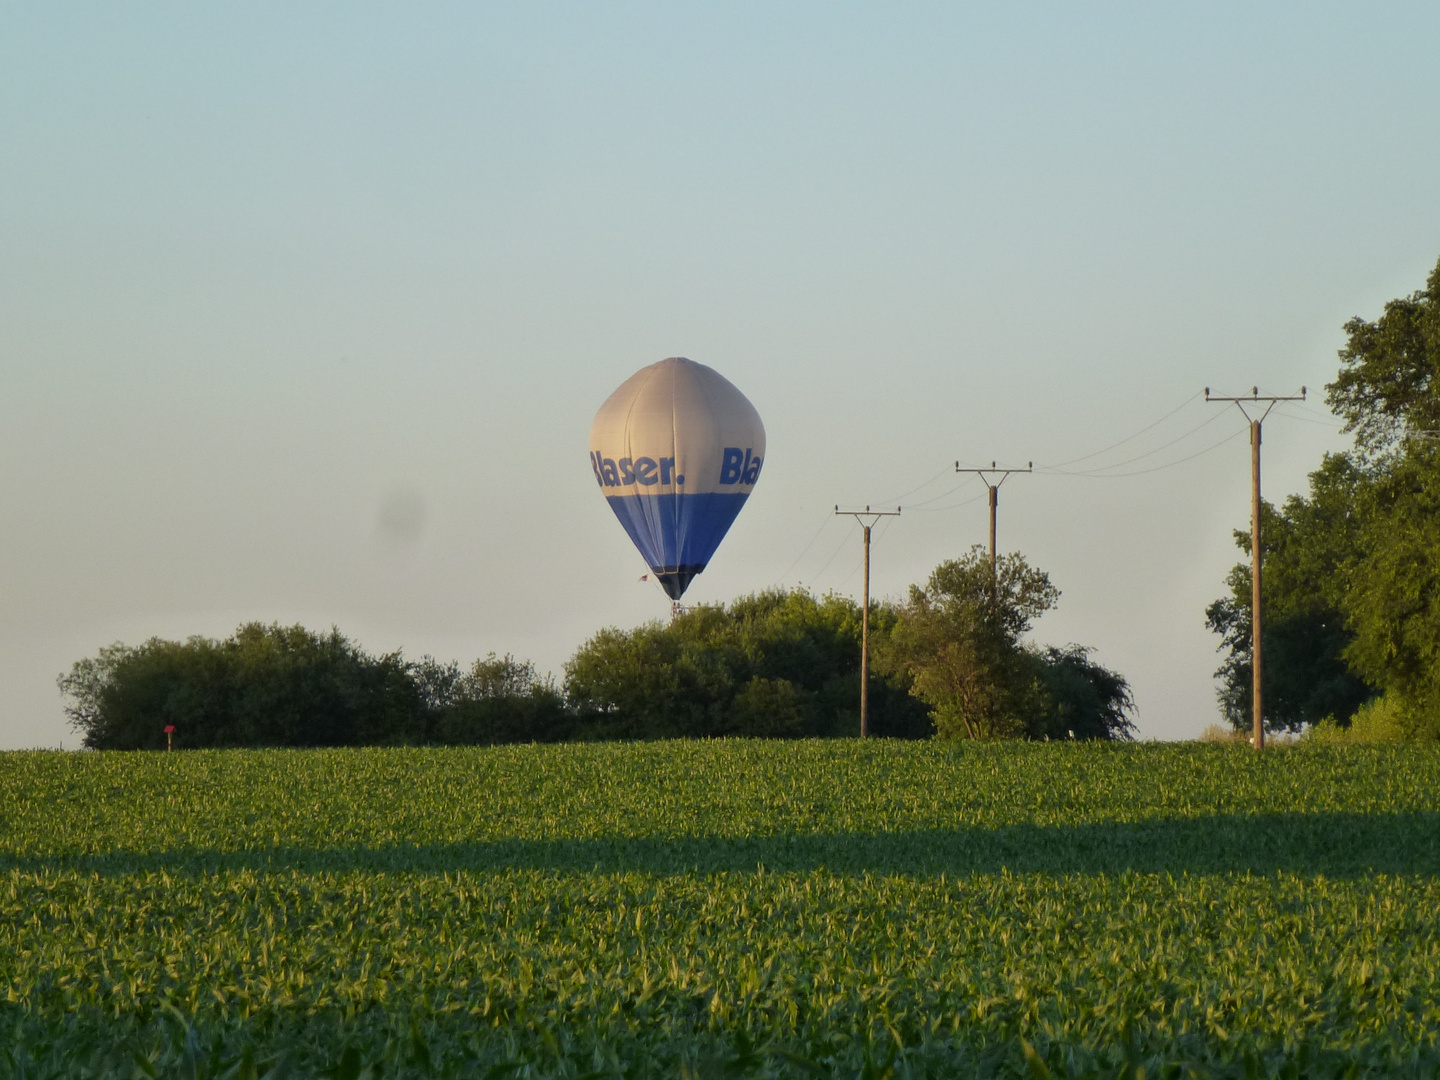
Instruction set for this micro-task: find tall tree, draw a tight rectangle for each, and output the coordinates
[1328,257,1440,456]
[880,547,1133,740]
[1325,255,1440,736]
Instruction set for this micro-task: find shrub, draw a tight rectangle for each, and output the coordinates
[1306,693,1413,743]
[58,624,422,750]
[59,628,564,751]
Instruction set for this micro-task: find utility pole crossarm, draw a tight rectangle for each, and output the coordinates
[953,461,1035,481]
[1205,387,1306,751]
[1203,387,1308,417]
[834,505,902,739]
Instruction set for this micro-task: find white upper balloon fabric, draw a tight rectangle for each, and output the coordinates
[590,358,766,600]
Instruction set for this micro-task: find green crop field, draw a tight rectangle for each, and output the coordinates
[3,742,1440,1078]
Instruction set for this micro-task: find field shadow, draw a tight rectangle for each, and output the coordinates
[6,811,1439,877]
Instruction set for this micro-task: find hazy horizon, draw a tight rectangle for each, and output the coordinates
[4,3,1439,747]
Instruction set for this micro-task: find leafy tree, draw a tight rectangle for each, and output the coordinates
[1323,257,1440,736]
[563,588,932,739]
[62,627,579,751]
[55,642,135,742]
[1328,257,1440,455]
[1337,448,1440,737]
[878,550,1043,739]
[1032,645,1137,742]
[880,547,1132,740]
[59,623,422,750]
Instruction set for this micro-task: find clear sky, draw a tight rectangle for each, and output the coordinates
[3,2,1439,747]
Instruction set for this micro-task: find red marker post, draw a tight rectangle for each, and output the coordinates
[163,725,175,752]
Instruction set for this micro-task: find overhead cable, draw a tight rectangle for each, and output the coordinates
[903,474,980,509]
[1060,425,1249,478]
[878,465,957,507]
[805,521,857,588]
[779,513,834,583]
[905,489,991,512]
[1039,408,1230,476]
[1038,391,1202,471]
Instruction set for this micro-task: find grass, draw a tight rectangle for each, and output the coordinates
[2,741,1439,1077]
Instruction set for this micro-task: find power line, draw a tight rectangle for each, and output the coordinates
[1283,399,1342,422]
[1055,424,1249,477]
[1038,390,1203,471]
[878,465,957,507]
[779,513,835,583]
[1269,409,1344,428]
[837,553,866,590]
[805,521,857,588]
[1039,408,1229,476]
[904,488,991,513]
[902,474,979,509]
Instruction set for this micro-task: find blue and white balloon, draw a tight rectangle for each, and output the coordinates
[589,357,765,600]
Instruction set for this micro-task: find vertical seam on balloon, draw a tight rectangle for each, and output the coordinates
[670,360,682,561]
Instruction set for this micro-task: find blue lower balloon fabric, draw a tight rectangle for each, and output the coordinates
[590,359,767,600]
[604,492,751,599]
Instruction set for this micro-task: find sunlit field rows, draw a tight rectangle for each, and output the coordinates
[3,742,1440,1078]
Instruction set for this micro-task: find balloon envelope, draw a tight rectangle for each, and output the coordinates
[589,358,766,599]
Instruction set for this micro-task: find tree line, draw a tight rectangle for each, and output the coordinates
[1206,255,1440,741]
[60,548,1134,750]
[69,253,1440,751]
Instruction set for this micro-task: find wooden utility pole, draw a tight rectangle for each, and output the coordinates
[954,461,1032,606]
[1205,387,1306,749]
[834,505,901,738]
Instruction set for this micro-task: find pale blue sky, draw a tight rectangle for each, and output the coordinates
[3,2,1438,746]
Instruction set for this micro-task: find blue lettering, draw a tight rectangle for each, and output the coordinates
[634,456,659,485]
[590,451,604,487]
[618,458,636,485]
[601,458,620,486]
[660,457,674,484]
[719,447,744,484]
[742,455,762,485]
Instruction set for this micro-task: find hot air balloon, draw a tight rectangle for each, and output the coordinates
[589,357,765,600]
